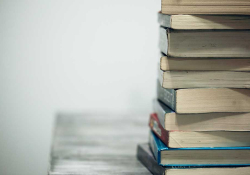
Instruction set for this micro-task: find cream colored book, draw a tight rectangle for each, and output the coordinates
[160,27,250,57]
[169,131,250,148]
[162,0,250,6]
[149,131,250,165]
[157,81,250,113]
[158,13,250,29]
[150,112,250,148]
[154,99,250,131]
[162,6,250,15]
[159,69,250,88]
[160,56,250,71]
[161,0,250,15]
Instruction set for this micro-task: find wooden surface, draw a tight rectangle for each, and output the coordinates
[48,113,151,175]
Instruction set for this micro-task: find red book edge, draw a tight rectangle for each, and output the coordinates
[149,113,169,147]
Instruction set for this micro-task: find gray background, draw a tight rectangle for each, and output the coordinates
[0,0,160,175]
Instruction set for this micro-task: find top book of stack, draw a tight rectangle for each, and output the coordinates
[161,0,250,14]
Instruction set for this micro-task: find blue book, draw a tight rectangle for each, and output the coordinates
[137,143,250,175]
[149,131,250,167]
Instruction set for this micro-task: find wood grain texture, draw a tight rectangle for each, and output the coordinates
[48,113,151,175]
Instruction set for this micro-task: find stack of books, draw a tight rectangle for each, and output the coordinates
[137,1,250,174]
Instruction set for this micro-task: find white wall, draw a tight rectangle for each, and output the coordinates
[0,0,160,175]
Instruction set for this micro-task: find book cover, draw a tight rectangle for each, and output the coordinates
[149,113,170,146]
[137,143,165,175]
[157,80,176,111]
[149,131,250,167]
[137,143,250,175]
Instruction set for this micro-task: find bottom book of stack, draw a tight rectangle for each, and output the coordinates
[137,132,250,175]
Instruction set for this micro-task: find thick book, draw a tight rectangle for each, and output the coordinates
[137,143,250,175]
[149,131,250,166]
[160,55,250,71]
[160,27,250,58]
[158,13,250,30]
[153,99,250,131]
[157,80,250,113]
[158,69,250,88]
[149,113,250,148]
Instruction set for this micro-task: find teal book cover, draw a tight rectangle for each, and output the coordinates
[149,131,250,167]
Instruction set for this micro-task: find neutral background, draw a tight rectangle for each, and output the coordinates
[0,0,160,175]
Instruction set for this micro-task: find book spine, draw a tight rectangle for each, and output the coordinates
[158,13,171,28]
[149,113,170,147]
[149,130,161,164]
[157,80,176,111]
[153,100,166,128]
[159,27,168,55]
[137,144,165,175]
[153,99,175,130]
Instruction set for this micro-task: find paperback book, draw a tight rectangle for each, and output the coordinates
[137,143,250,175]
[149,113,250,148]
[157,80,250,113]
[149,131,250,167]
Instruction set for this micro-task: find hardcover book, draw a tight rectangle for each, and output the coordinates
[160,27,250,58]
[149,113,250,148]
[153,100,250,131]
[149,131,250,167]
[137,143,250,175]
[157,80,250,113]
[158,13,250,30]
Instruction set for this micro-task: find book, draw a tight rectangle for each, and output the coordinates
[160,27,250,57]
[153,99,250,131]
[158,69,250,88]
[137,143,250,175]
[158,13,250,30]
[157,80,250,113]
[160,55,250,71]
[149,113,250,148]
[149,131,250,166]
[137,143,165,175]
[162,0,250,6]
[161,0,250,15]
